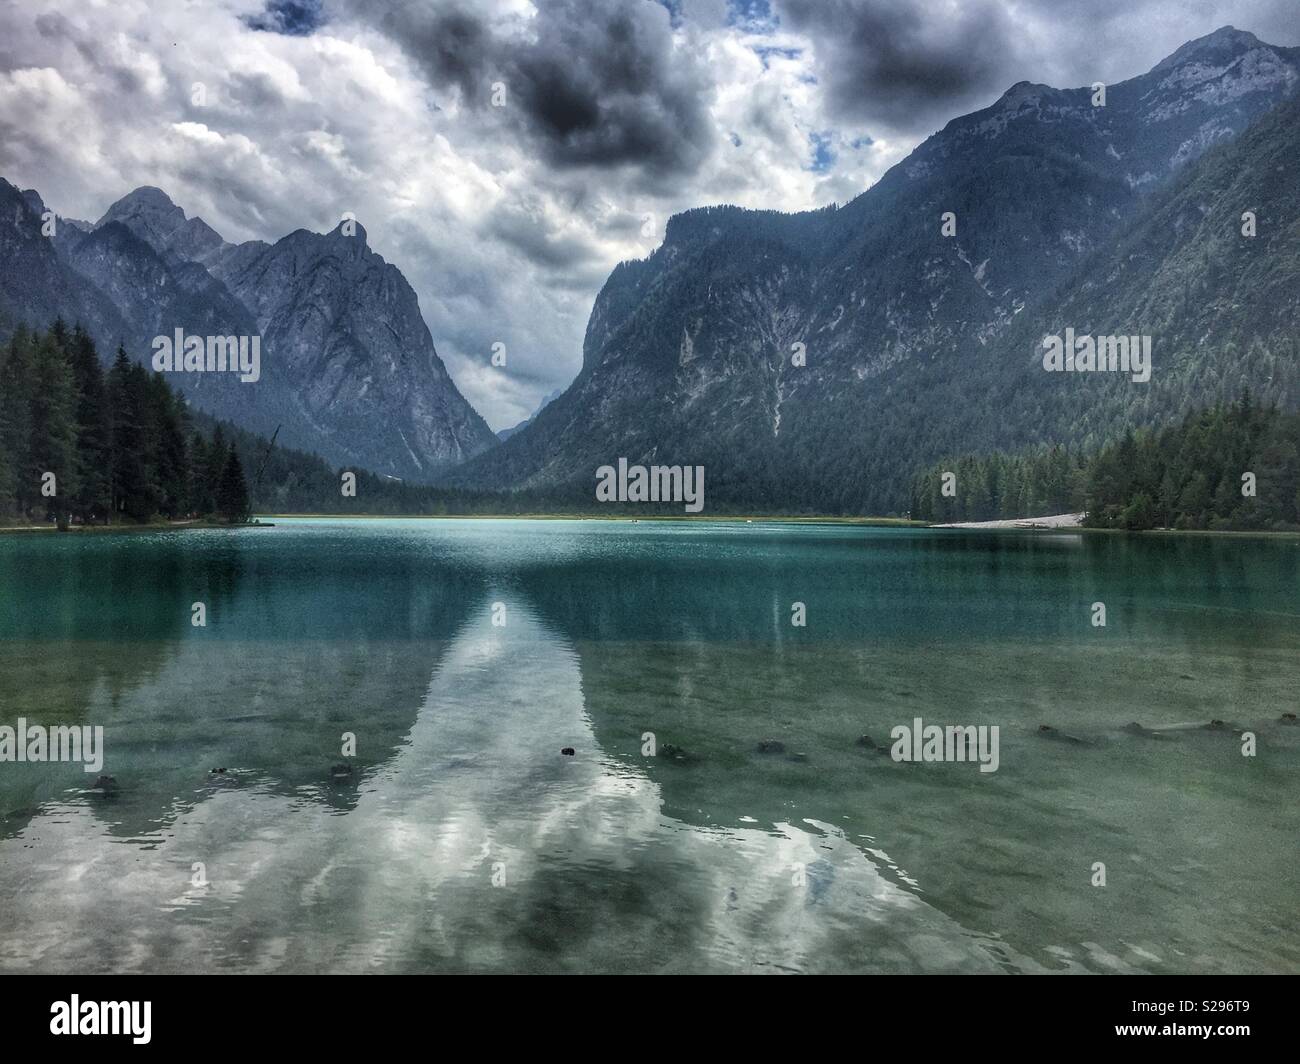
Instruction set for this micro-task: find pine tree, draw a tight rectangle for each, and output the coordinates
[28,330,80,527]
[146,373,188,518]
[202,426,228,517]
[188,431,210,515]
[216,448,251,523]
[0,329,36,518]
[67,326,111,523]
[108,346,151,521]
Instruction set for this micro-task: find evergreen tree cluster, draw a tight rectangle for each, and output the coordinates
[1080,397,1299,531]
[910,398,1300,531]
[0,323,251,526]
[909,446,1083,523]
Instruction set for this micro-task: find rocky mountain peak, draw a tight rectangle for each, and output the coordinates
[328,218,369,247]
[19,188,47,217]
[95,186,230,265]
[995,81,1055,109]
[1150,26,1264,74]
[97,185,184,228]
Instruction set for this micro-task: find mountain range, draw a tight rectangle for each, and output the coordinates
[449,26,1300,512]
[0,181,496,481]
[2,26,1297,513]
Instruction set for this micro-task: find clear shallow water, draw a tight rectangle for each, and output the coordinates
[0,519,1297,973]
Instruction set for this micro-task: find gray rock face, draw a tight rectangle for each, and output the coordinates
[0,182,129,349]
[209,221,497,474]
[449,28,1300,511]
[1,182,496,481]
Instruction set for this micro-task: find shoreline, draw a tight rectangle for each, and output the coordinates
[0,519,274,535]
[3,513,1297,539]
[264,514,1300,537]
[261,513,926,525]
[933,512,1085,530]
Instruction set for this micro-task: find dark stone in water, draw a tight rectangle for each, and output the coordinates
[561,747,575,756]
[210,767,227,774]
[660,743,690,762]
[91,775,117,792]
[1281,713,1298,725]
[1200,719,1246,734]
[1037,724,1091,745]
[856,734,894,756]
[756,739,785,754]
[329,763,353,779]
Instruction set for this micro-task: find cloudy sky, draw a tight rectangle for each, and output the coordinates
[1,0,1297,429]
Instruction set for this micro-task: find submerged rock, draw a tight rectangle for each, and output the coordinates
[855,734,894,757]
[329,763,354,780]
[756,739,786,754]
[1036,724,1093,745]
[1200,719,1246,734]
[560,747,575,756]
[1281,712,1298,725]
[90,775,118,793]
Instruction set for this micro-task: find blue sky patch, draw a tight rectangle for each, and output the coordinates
[243,0,325,37]
[808,130,836,172]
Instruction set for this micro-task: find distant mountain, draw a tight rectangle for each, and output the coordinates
[95,185,231,269]
[0,183,497,481]
[451,27,1300,513]
[0,186,129,353]
[497,388,562,441]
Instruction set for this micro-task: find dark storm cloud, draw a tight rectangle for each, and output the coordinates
[350,0,715,176]
[375,4,491,101]
[775,0,1300,140]
[775,0,1020,137]
[511,0,713,172]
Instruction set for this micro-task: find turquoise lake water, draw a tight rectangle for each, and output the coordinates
[0,519,1297,973]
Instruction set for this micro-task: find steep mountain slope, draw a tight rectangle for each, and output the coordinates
[0,183,497,480]
[968,89,1300,455]
[452,27,1300,512]
[0,183,129,350]
[208,220,496,474]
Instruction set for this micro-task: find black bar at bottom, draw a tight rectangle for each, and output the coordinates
[2,974,1287,1050]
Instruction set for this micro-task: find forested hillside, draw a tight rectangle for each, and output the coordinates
[910,398,1300,530]
[0,322,553,522]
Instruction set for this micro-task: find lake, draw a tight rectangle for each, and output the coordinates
[1,518,1297,973]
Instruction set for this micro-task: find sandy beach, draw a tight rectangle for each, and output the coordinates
[934,513,1085,529]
